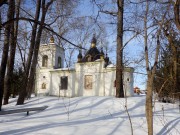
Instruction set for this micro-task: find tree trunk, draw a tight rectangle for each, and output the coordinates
[3,0,20,105]
[116,0,124,98]
[26,0,54,98]
[163,26,179,94]
[146,75,153,135]
[174,0,180,31]
[144,12,162,134]
[0,0,14,111]
[173,1,180,91]
[171,45,178,93]
[26,20,46,98]
[16,0,42,105]
[144,1,153,134]
[0,10,2,39]
[17,0,54,104]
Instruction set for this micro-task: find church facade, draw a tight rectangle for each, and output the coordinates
[35,36,134,97]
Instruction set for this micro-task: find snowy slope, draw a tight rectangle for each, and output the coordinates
[0,95,179,135]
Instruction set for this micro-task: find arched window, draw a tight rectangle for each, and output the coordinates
[86,55,92,62]
[58,56,61,68]
[41,83,46,89]
[42,55,48,67]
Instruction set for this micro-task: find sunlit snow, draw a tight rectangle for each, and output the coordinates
[0,95,179,135]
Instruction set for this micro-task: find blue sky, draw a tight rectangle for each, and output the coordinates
[76,1,147,90]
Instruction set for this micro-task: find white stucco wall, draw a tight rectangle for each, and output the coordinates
[38,43,64,69]
[75,60,105,96]
[104,68,116,96]
[36,62,134,97]
[36,68,51,95]
[123,68,134,97]
[38,44,56,68]
[49,69,75,97]
[36,43,134,97]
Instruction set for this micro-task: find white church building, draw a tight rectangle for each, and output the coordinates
[35,36,134,97]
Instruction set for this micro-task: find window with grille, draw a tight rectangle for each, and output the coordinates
[60,76,68,90]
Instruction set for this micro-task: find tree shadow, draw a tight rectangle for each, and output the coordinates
[156,117,180,135]
[0,97,147,135]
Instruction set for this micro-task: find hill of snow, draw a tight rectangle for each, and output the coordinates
[0,95,179,135]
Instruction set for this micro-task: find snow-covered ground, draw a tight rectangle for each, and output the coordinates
[0,95,179,135]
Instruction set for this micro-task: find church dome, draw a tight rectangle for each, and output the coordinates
[104,54,109,67]
[77,51,82,59]
[82,47,101,62]
[77,50,83,63]
[81,35,102,62]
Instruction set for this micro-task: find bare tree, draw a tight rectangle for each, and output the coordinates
[143,1,167,134]
[163,23,179,94]
[15,0,41,104]
[3,0,21,105]
[0,0,15,111]
[174,0,180,30]
[116,0,124,97]
[0,0,83,107]
[91,0,125,97]
[17,0,54,105]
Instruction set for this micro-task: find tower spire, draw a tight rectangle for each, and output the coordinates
[91,34,97,48]
[77,44,83,62]
[100,48,104,60]
[50,36,54,43]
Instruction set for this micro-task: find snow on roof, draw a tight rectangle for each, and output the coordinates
[107,64,115,68]
[95,59,101,62]
[49,67,75,72]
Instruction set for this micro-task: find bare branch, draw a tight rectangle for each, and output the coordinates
[1,17,85,50]
[0,0,7,7]
[99,10,117,17]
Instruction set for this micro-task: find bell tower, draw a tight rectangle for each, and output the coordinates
[38,36,65,69]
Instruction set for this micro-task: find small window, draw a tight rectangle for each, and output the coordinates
[84,75,93,89]
[42,83,46,89]
[58,57,61,68]
[127,78,130,82]
[60,76,68,90]
[42,55,48,67]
